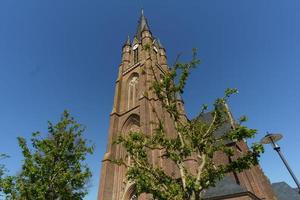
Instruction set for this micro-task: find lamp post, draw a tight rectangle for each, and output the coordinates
[261,133,300,194]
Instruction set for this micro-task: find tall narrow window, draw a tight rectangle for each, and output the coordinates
[128,74,139,109]
[134,49,138,64]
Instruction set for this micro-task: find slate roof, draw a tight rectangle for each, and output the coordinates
[201,177,300,200]
[203,176,246,198]
[196,112,233,145]
[272,182,300,200]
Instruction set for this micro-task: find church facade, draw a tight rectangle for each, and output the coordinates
[97,12,278,200]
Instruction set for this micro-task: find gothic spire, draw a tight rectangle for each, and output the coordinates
[136,9,150,40]
[123,35,131,46]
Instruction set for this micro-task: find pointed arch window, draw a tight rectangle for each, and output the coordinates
[122,182,139,200]
[128,74,139,109]
[134,49,138,64]
[122,115,140,140]
[133,44,139,64]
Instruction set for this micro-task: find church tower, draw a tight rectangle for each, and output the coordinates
[98,11,277,200]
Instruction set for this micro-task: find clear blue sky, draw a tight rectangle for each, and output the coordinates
[0,0,299,199]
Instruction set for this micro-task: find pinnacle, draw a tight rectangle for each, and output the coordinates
[125,35,130,45]
[124,35,131,45]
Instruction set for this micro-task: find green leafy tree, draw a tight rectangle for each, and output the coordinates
[0,154,6,181]
[0,111,94,200]
[0,154,9,197]
[109,49,264,200]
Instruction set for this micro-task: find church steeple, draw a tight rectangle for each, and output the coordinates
[98,11,172,200]
[135,9,151,40]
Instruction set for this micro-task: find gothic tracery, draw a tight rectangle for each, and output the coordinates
[127,74,139,109]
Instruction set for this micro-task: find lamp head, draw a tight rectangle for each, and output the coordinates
[260,133,283,144]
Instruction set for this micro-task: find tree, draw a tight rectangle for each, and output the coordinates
[0,155,6,182]
[0,154,9,197]
[0,111,94,200]
[109,49,264,200]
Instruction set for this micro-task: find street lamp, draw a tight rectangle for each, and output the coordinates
[261,133,300,194]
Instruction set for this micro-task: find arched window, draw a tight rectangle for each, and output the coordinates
[133,44,139,64]
[122,183,138,200]
[122,114,140,134]
[129,124,140,133]
[122,114,140,166]
[134,49,138,64]
[128,74,139,109]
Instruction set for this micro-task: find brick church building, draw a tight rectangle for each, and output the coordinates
[97,11,299,200]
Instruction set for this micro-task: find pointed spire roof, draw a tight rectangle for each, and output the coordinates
[136,9,151,40]
[123,35,131,46]
[142,22,150,31]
